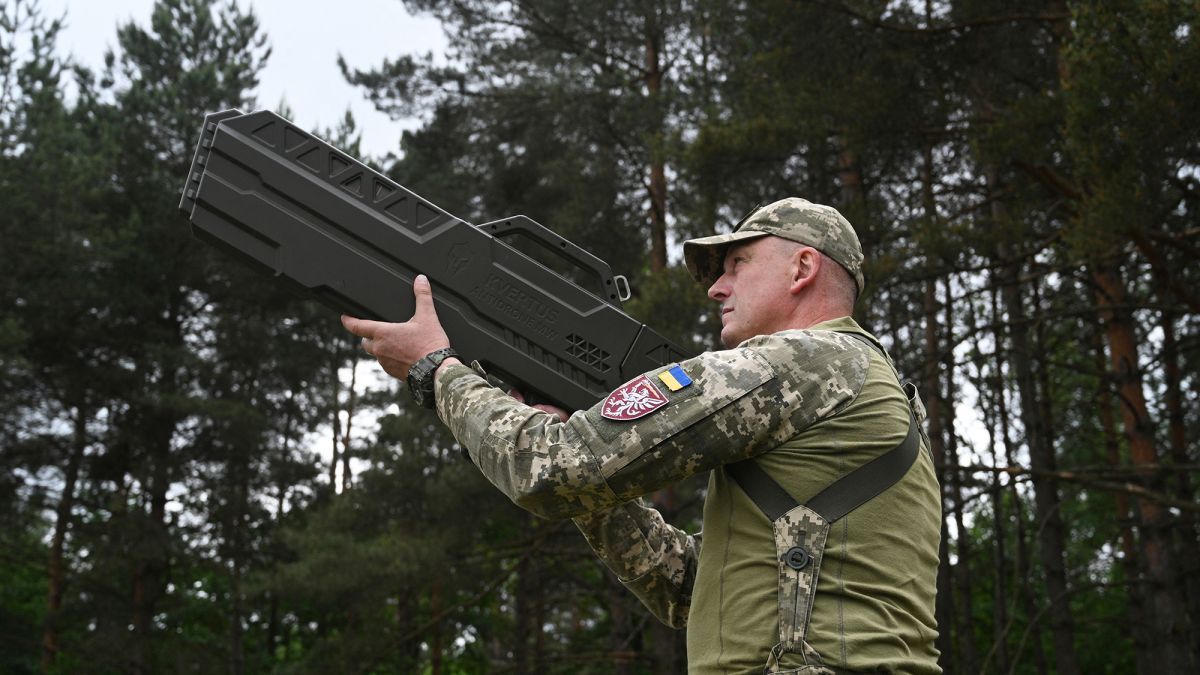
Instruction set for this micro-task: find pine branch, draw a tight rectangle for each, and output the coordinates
[949,463,1200,513]
[807,1,1070,36]
[1130,228,1200,314]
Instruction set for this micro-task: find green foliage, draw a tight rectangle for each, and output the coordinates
[0,528,45,674]
[1,0,1197,672]
[1063,0,1200,256]
[624,265,718,354]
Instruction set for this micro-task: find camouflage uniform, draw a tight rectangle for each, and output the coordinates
[434,199,942,674]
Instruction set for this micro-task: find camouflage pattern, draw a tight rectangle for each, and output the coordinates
[437,319,942,673]
[434,329,869,520]
[765,640,838,675]
[683,197,865,296]
[572,498,700,628]
[772,504,831,655]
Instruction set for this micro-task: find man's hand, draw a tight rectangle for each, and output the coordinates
[341,275,452,380]
[508,389,572,422]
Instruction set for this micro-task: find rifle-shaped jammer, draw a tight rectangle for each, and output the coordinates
[179,110,687,410]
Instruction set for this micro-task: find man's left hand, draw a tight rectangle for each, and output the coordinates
[508,389,572,422]
[340,274,451,380]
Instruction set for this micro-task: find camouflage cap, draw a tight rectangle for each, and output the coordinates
[682,198,865,297]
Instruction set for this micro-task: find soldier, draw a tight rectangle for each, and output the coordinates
[343,198,942,674]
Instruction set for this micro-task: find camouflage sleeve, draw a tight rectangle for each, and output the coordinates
[572,499,700,629]
[434,330,868,520]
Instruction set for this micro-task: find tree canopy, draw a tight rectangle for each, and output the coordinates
[1,0,1197,672]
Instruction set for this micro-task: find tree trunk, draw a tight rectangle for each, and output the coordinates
[533,557,547,675]
[836,143,863,210]
[394,590,422,670]
[41,403,88,672]
[229,556,245,675]
[431,577,443,675]
[920,258,955,668]
[644,10,667,273]
[228,448,250,675]
[1163,313,1200,665]
[991,171,1078,675]
[266,590,278,659]
[922,275,954,670]
[993,289,1051,672]
[916,141,954,669]
[986,391,1011,674]
[132,412,176,675]
[330,353,342,491]
[341,359,358,492]
[991,288,1048,675]
[966,285,1011,674]
[1091,320,1151,674]
[514,540,537,674]
[1000,264,1077,675]
[939,279,978,674]
[1091,263,1191,672]
[835,138,871,273]
[648,621,682,673]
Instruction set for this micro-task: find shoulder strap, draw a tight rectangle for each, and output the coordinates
[725,458,799,521]
[726,331,920,523]
[806,408,918,522]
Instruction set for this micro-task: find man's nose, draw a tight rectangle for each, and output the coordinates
[707,275,729,301]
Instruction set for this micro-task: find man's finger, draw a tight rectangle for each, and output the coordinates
[341,314,384,338]
[532,403,570,422]
[360,337,374,355]
[412,274,438,319]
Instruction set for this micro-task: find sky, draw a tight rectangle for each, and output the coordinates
[40,0,448,157]
[36,0,446,475]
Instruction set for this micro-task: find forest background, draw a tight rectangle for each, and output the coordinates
[2,0,1197,673]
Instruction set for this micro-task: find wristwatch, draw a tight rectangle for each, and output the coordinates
[406,347,459,409]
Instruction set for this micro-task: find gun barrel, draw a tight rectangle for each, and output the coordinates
[179,109,688,411]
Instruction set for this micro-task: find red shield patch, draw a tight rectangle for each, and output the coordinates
[601,375,668,421]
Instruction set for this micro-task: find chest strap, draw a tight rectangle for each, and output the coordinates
[725,332,920,523]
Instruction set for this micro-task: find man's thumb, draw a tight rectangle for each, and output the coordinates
[413,274,436,314]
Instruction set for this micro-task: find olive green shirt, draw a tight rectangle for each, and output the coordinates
[435,317,941,673]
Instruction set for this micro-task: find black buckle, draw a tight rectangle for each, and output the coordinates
[782,546,811,570]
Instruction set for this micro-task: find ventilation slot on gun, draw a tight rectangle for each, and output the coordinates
[566,334,611,373]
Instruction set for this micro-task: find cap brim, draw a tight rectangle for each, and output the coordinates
[682,230,771,285]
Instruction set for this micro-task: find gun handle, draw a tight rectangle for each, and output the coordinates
[478,215,624,306]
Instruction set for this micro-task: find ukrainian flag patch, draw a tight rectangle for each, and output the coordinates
[657,364,693,391]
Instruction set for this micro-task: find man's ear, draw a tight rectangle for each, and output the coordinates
[788,246,821,295]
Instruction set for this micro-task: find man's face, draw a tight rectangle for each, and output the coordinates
[706,237,797,348]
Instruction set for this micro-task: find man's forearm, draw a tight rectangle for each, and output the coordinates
[573,498,700,629]
[434,363,618,519]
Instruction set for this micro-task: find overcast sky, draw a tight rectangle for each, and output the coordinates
[40,0,448,157]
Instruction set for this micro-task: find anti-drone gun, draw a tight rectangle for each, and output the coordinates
[178,109,687,411]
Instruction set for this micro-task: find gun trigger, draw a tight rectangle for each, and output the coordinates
[614,275,631,302]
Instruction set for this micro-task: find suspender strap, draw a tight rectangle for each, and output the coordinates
[806,408,918,522]
[725,458,799,522]
[726,331,920,524]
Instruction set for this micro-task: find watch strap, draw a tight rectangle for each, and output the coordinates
[408,347,459,408]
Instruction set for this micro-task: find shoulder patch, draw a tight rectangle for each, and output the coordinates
[601,375,668,421]
[657,364,693,391]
